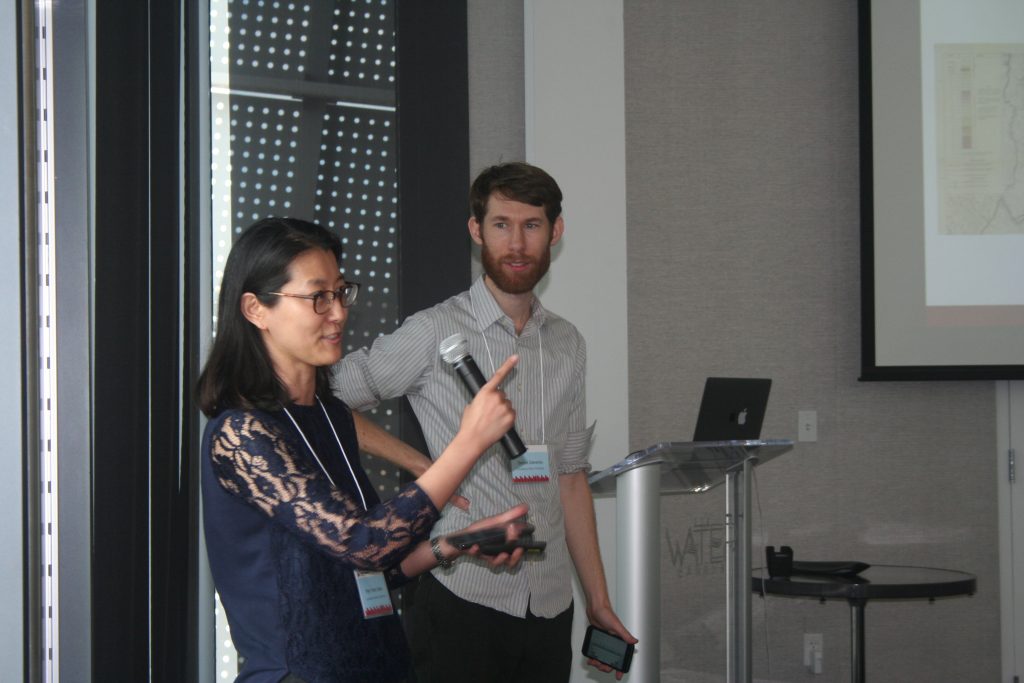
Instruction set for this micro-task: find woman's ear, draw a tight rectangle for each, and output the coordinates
[240,292,268,329]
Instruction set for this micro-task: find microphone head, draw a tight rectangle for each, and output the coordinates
[439,333,470,365]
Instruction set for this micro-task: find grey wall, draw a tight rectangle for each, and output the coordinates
[468,1,999,681]
[467,0,525,283]
[467,0,525,173]
[625,2,998,681]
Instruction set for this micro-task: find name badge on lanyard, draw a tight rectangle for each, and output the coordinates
[511,444,551,483]
[281,400,396,621]
[354,569,395,619]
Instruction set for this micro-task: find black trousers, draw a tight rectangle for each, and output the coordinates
[408,573,574,683]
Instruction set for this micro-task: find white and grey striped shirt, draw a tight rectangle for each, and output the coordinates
[334,275,592,618]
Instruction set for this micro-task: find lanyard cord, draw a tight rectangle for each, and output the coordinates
[280,397,369,511]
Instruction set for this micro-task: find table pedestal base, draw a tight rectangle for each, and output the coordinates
[849,598,866,683]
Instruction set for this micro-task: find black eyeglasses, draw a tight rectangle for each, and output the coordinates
[263,282,360,314]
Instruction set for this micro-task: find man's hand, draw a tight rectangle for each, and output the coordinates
[585,605,638,680]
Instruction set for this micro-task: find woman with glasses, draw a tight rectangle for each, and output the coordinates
[196,217,527,683]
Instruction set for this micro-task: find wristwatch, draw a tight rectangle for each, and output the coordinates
[430,536,454,569]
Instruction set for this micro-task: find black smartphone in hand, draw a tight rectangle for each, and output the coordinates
[445,522,546,555]
[582,625,634,673]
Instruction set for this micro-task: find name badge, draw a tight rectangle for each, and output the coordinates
[510,445,551,483]
[354,569,394,619]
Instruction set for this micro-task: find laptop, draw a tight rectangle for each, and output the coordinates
[692,377,772,442]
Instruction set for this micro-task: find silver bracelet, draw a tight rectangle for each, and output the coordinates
[430,536,454,569]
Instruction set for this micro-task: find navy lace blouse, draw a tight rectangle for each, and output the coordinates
[201,396,439,683]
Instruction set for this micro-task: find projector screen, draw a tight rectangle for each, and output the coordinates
[860,0,1024,380]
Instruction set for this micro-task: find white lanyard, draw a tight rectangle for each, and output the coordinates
[480,324,546,444]
[280,397,368,511]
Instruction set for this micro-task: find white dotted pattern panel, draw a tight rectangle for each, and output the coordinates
[329,1,395,84]
[228,0,312,75]
[226,0,395,85]
[210,2,402,679]
[314,105,399,351]
[228,97,304,231]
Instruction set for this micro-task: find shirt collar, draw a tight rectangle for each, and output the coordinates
[468,275,548,334]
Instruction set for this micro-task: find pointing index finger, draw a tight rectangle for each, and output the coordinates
[483,354,519,389]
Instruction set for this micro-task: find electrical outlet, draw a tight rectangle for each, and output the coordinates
[803,633,823,672]
[798,410,818,442]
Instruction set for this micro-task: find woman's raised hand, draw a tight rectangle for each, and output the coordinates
[457,354,519,454]
[417,355,521,512]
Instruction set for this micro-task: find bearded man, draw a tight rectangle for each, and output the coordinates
[334,162,635,682]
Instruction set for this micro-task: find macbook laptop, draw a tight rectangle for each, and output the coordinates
[692,377,772,442]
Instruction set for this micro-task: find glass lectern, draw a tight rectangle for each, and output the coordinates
[589,440,793,683]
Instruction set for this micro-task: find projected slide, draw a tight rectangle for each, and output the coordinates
[935,45,1024,239]
[926,36,1024,310]
[862,0,1024,377]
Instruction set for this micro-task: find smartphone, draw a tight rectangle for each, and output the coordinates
[582,625,634,673]
[445,521,546,555]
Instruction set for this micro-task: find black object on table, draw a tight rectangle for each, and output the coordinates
[751,564,976,683]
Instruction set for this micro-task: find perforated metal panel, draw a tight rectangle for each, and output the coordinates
[314,106,398,350]
[225,0,395,85]
[228,1,312,76]
[214,0,401,480]
[209,2,402,677]
[328,1,396,85]
[227,98,304,228]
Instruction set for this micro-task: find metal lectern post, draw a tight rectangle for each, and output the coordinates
[726,457,754,683]
[589,440,790,683]
[616,465,661,682]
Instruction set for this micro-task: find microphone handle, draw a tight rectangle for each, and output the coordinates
[453,358,527,458]
[452,357,487,394]
[499,426,528,459]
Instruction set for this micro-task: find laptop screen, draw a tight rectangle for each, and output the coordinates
[692,377,772,442]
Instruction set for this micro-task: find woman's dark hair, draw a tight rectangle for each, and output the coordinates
[469,162,563,225]
[195,217,343,416]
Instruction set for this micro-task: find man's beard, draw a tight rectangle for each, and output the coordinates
[480,244,552,295]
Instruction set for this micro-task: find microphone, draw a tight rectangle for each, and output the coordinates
[439,333,527,458]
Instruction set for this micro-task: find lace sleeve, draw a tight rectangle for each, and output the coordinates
[208,410,439,571]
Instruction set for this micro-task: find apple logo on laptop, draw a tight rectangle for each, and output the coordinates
[730,408,748,426]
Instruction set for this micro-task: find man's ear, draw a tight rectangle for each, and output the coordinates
[549,216,565,247]
[468,216,484,246]
[240,292,268,329]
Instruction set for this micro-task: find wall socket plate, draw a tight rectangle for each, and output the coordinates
[798,410,818,442]
[803,633,823,672]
